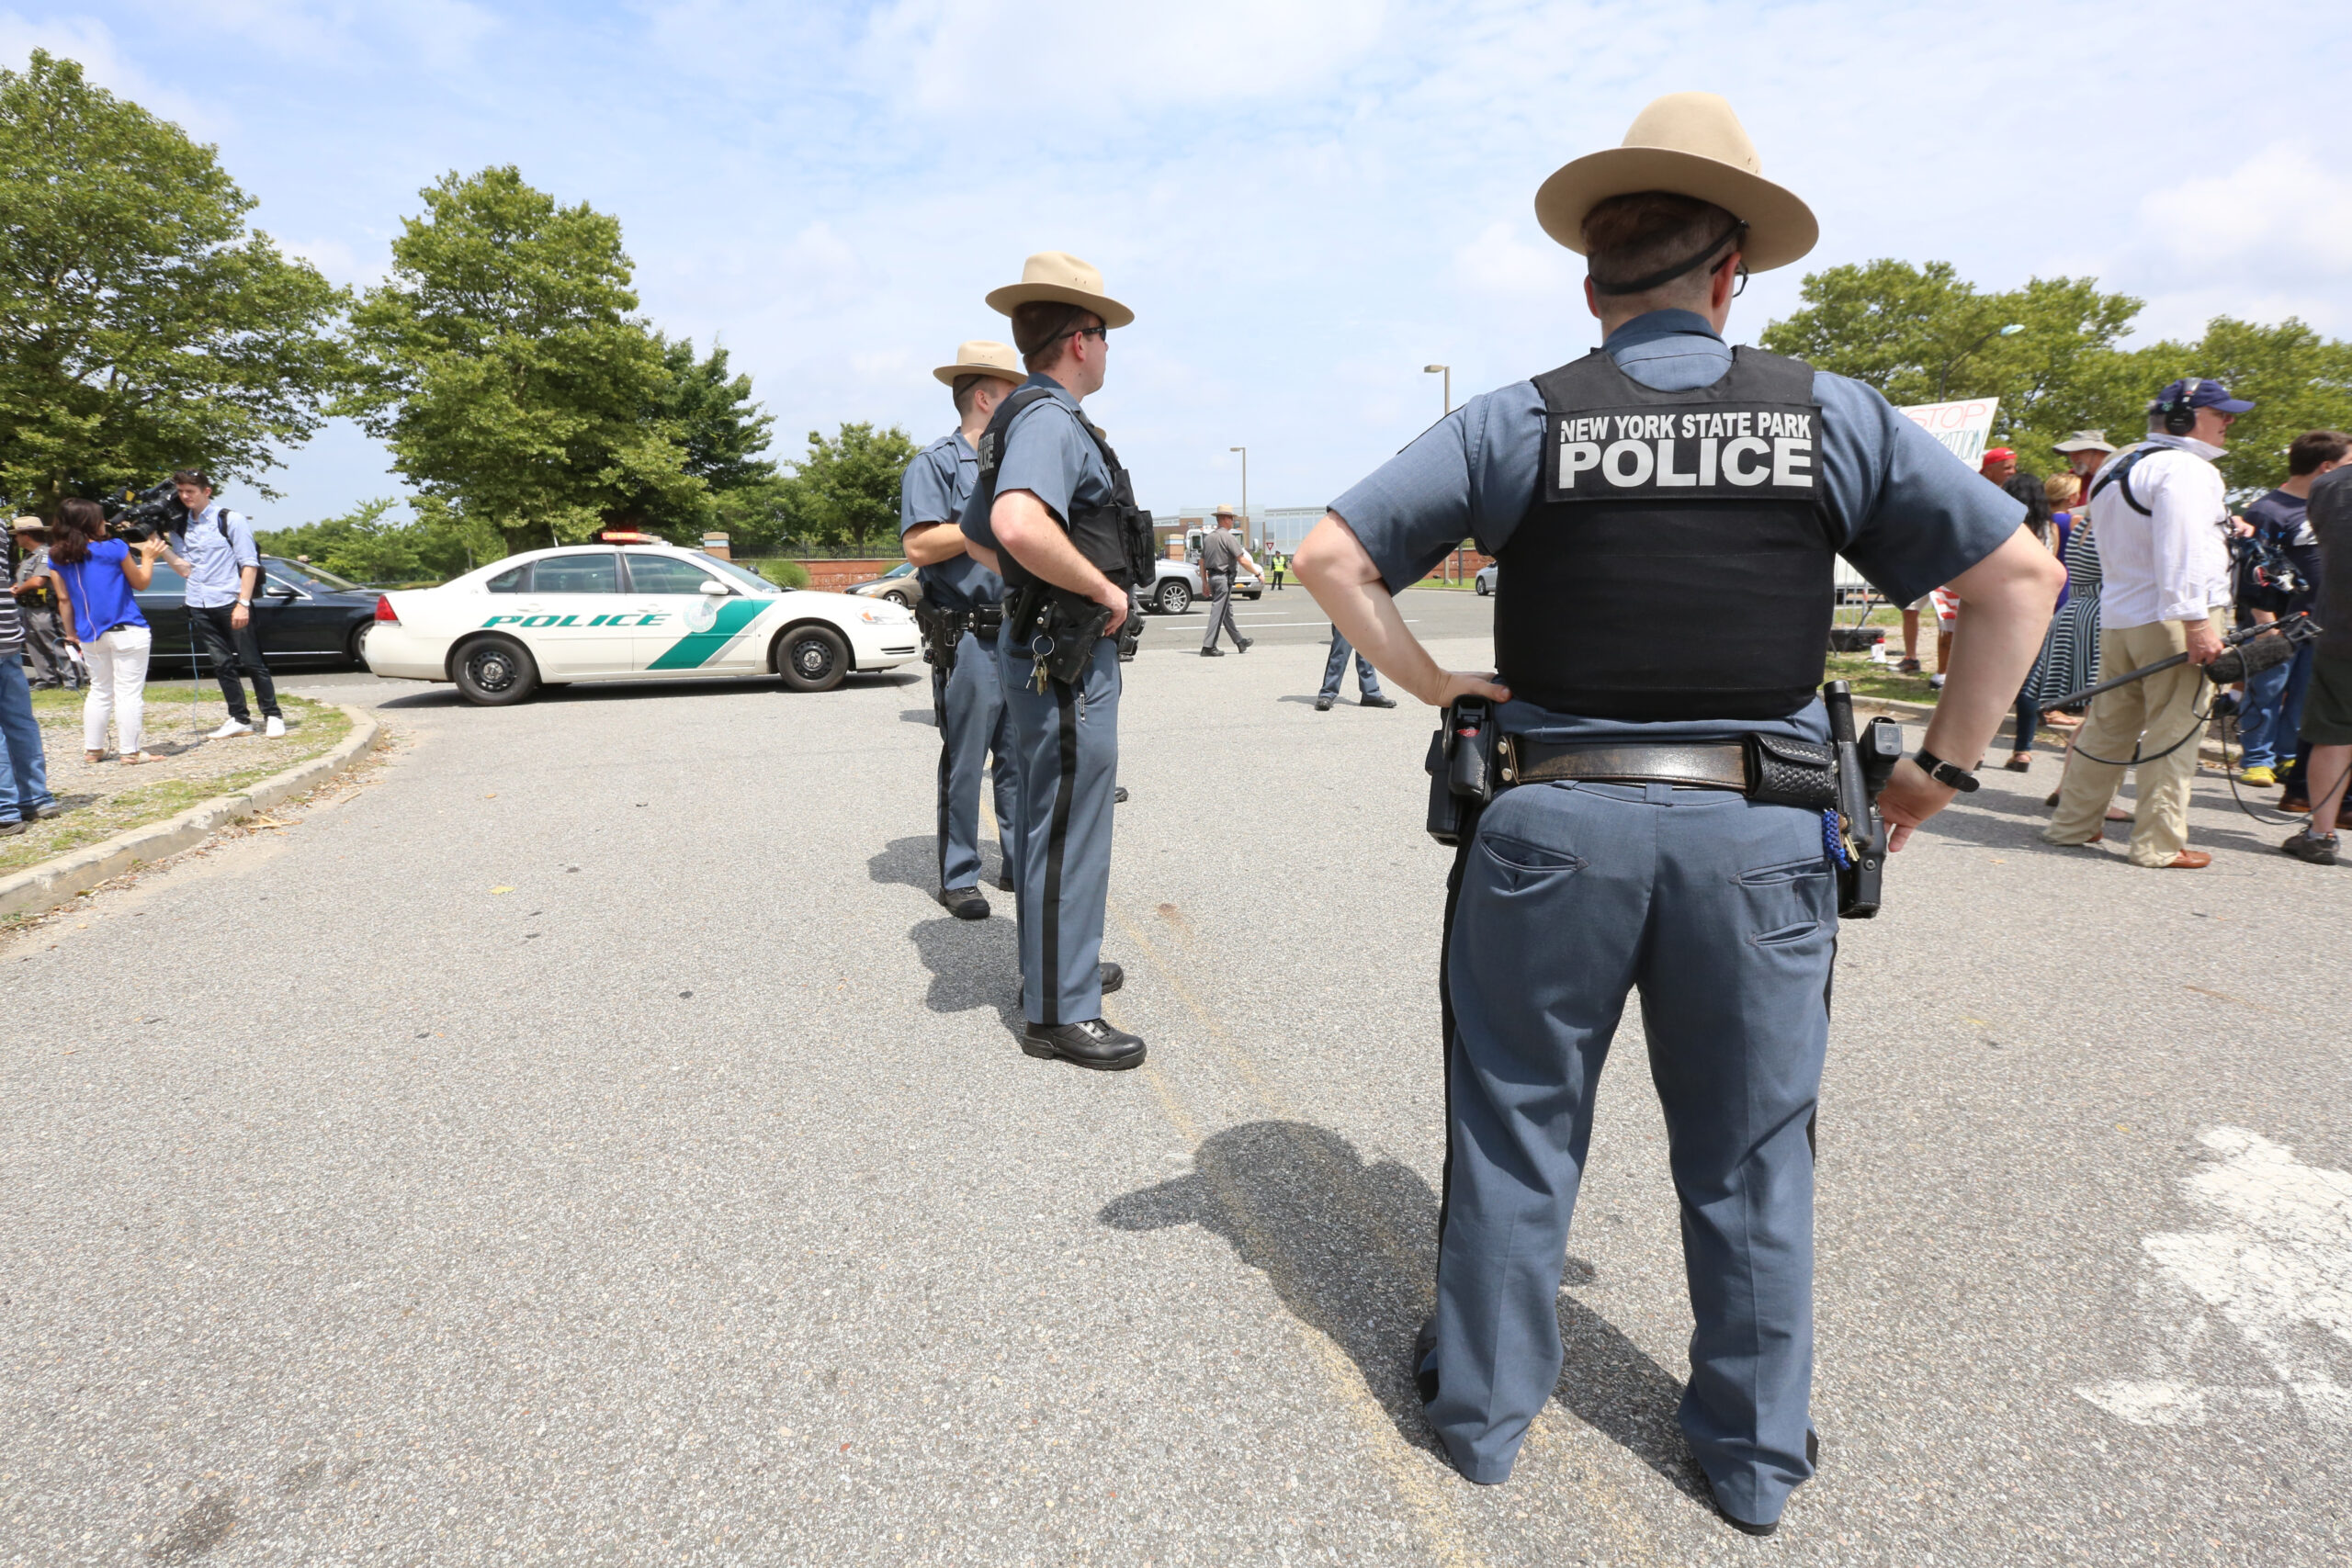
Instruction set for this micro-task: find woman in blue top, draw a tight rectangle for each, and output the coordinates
[46,500,166,763]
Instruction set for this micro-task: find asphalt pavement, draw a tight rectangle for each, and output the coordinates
[4,591,2347,1565]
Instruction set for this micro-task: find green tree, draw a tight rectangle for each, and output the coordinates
[0,51,347,513]
[615,333,783,542]
[342,165,701,556]
[2119,317,2352,496]
[785,422,919,553]
[1759,260,2146,458]
[254,497,475,584]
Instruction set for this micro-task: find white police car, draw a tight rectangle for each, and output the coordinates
[362,536,920,705]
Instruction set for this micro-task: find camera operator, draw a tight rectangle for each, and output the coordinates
[162,469,284,739]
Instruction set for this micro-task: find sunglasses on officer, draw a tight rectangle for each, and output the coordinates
[1055,323,1110,347]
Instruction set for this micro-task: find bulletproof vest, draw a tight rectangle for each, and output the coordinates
[1499,345,1837,721]
[967,388,1154,593]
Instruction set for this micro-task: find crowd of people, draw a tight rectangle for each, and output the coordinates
[1917,406,2352,868]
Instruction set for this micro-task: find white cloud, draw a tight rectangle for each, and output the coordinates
[864,0,1388,115]
[2140,144,2352,276]
[1452,219,1574,300]
[0,11,215,132]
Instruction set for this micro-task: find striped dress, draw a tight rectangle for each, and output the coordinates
[2025,521,2102,708]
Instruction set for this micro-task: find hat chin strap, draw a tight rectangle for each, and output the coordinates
[1590,218,1748,297]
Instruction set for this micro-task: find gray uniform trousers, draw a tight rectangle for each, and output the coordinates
[998,632,1120,1025]
[1200,572,1243,651]
[1318,626,1385,700]
[22,607,76,687]
[933,627,1021,892]
[1427,778,1831,1523]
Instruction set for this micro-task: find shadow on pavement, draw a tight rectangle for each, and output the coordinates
[868,834,1020,1028]
[1099,1119,1701,1499]
[901,708,936,726]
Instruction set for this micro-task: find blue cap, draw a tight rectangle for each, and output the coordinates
[2154,378,2255,416]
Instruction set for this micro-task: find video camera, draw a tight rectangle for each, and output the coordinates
[103,479,187,543]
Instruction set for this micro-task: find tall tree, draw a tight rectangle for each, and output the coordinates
[254,498,477,584]
[615,333,783,542]
[785,423,919,554]
[1759,260,2145,458]
[342,165,701,557]
[2121,317,2352,496]
[0,51,346,513]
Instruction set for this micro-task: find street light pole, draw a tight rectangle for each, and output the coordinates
[1424,364,1451,415]
[1229,446,1248,547]
[1936,322,2024,402]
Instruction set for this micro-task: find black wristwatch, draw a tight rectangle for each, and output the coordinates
[1915,748,1980,793]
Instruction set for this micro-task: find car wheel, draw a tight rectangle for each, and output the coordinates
[775,624,850,692]
[1475,578,1490,596]
[1155,580,1192,615]
[346,622,372,669]
[883,588,911,606]
[451,637,540,705]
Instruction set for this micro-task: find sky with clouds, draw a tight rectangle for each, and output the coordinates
[6,1,2346,525]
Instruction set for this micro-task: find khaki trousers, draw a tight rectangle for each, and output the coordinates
[2045,614,2220,865]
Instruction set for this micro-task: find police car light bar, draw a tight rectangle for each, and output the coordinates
[597,530,661,545]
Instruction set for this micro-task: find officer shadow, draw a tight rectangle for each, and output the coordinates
[867,834,1021,1030]
[1099,1120,1704,1500]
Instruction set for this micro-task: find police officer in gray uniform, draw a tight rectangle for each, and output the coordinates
[1295,95,2062,1534]
[903,340,1028,919]
[958,254,1150,1071]
[1197,503,1258,656]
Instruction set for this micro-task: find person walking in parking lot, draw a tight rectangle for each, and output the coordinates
[903,340,1027,920]
[1315,625,1395,710]
[1198,504,1261,657]
[163,470,283,739]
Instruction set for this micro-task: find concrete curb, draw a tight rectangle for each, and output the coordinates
[0,705,380,921]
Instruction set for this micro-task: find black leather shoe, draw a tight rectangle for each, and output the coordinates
[1704,1430,1816,1537]
[938,886,989,920]
[1314,694,1335,711]
[1114,785,1129,803]
[1021,1018,1145,1070]
[1200,647,1225,657]
[1237,637,1253,653]
[1099,961,1124,995]
[1360,693,1396,708]
[995,867,1015,891]
[1412,1317,1439,1405]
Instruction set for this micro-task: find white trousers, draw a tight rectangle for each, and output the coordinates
[82,625,153,754]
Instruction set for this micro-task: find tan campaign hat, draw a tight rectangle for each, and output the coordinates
[11,515,43,534]
[933,340,1024,388]
[1532,92,1818,273]
[985,251,1135,329]
[2052,430,2116,455]
[1213,502,1239,518]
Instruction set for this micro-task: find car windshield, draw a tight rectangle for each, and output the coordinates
[884,561,914,578]
[266,558,364,592]
[698,556,782,594]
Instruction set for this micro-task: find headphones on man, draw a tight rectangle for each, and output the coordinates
[2155,380,2200,437]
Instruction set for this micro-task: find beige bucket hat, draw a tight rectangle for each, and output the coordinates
[1532,92,1818,273]
[2052,430,2116,455]
[985,251,1135,329]
[933,340,1024,388]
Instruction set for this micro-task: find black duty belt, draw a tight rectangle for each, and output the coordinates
[1497,733,1837,810]
[933,604,1004,638]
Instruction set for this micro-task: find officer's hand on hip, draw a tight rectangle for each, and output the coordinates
[1093,579,1129,633]
[1877,757,1955,852]
[1418,671,1511,709]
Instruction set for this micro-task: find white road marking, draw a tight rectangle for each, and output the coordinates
[2078,1127,2352,1427]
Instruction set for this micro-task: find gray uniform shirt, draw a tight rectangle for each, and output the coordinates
[1329,309,2022,744]
[957,373,1118,557]
[899,430,1005,614]
[1200,528,1246,576]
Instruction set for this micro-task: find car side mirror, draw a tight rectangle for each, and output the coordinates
[698,581,730,597]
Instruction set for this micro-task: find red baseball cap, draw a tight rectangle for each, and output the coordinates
[1980,447,2017,468]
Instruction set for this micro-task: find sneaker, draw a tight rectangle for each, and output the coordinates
[0,819,24,838]
[2238,765,2277,787]
[1896,658,1921,673]
[263,715,287,739]
[2282,829,2339,865]
[1928,673,1946,689]
[209,719,254,739]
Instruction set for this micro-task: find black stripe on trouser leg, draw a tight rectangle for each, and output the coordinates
[933,662,952,888]
[1433,804,1483,1261]
[1038,677,1080,1027]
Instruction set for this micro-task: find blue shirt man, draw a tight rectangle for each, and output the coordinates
[1294,92,2060,1536]
[165,471,283,737]
[902,341,1027,915]
[957,251,1145,1072]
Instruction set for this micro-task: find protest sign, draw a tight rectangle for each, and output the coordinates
[1898,397,2002,466]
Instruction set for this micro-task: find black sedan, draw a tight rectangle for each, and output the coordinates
[134,556,381,671]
